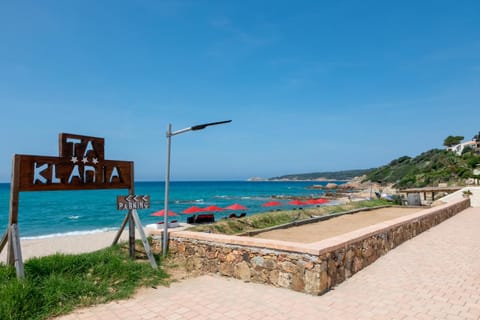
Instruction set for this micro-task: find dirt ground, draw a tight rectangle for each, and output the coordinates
[253,207,421,243]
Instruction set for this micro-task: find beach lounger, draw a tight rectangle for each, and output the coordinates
[147,220,180,229]
[194,214,215,224]
[187,215,196,224]
[168,220,180,228]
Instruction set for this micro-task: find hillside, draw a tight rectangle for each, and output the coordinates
[270,169,373,181]
[269,148,480,188]
[365,149,480,188]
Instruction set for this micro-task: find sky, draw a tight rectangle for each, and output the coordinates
[1,1,479,181]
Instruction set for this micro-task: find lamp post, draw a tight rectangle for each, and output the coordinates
[163,120,232,256]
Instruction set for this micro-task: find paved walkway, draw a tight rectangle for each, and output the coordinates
[58,207,480,320]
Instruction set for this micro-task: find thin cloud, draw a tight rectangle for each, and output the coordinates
[135,0,192,17]
[425,41,480,62]
[209,17,231,29]
[276,60,366,89]
[207,15,279,55]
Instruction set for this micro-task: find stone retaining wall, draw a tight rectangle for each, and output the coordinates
[152,199,470,295]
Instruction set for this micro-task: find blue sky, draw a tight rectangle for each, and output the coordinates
[1,1,479,181]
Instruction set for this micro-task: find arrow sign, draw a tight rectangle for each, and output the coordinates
[117,195,150,210]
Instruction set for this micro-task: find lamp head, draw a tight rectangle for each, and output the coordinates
[191,120,232,131]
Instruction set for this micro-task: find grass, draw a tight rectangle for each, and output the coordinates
[187,199,391,235]
[0,244,169,320]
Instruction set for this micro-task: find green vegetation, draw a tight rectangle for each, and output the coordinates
[271,132,480,188]
[270,169,373,181]
[365,149,480,189]
[0,244,168,320]
[443,135,464,147]
[187,199,390,235]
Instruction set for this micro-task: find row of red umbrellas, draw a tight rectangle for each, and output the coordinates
[151,198,328,217]
[151,203,247,217]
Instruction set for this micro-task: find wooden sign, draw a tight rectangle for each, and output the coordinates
[1,133,159,278]
[117,195,150,210]
[16,133,133,192]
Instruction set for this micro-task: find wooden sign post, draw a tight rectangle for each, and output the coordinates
[115,195,157,269]
[0,133,156,278]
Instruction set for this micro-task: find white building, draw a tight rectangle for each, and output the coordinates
[447,140,479,155]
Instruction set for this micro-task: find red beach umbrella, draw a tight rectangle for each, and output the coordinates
[203,205,224,212]
[305,199,319,205]
[224,203,247,211]
[262,201,283,207]
[288,199,306,206]
[150,209,178,217]
[182,206,204,214]
[314,198,328,204]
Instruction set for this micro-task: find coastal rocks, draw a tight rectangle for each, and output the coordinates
[325,183,338,189]
[307,183,339,190]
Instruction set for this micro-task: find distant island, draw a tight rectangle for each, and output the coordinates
[263,169,373,181]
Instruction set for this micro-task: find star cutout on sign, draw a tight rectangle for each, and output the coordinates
[82,157,89,164]
[92,158,99,164]
[71,156,78,164]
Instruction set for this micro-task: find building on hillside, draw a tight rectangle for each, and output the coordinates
[447,140,478,155]
[474,132,480,151]
[447,132,480,155]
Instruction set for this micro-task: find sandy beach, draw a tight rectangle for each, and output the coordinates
[0,230,133,263]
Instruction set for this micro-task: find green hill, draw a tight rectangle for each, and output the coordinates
[270,169,373,181]
[269,148,480,188]
[365,149,480,188]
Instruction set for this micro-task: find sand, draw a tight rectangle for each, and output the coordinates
[253,207,421,243]
[0,230,133,263]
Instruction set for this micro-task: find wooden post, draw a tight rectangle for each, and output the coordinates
[128,211,135,258]
[128,163,135,259]
[0,231,7,253]
[112,212,130,246]
[131,209,157,269]
[7,155,24,278]
[10,224,24,278]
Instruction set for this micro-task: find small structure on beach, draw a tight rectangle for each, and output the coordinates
[400,186,462,205]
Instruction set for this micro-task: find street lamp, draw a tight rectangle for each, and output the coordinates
[163,120,232,256]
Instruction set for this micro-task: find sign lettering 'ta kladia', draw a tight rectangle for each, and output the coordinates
[16,133,133,191]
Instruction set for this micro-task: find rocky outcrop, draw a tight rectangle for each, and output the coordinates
[325,183,338,189]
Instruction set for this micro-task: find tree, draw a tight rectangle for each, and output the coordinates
[443,135,464,147]
[473,132,480,142]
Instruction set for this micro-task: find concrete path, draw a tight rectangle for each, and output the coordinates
[58,207,480,320]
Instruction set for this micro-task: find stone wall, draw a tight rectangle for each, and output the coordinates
[152,199,470,295]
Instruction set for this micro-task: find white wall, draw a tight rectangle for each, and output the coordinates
[439,187,480,207]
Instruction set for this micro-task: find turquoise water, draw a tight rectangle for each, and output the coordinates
[0,181,341,238]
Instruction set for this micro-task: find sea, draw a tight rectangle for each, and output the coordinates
[0,181,344,239]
